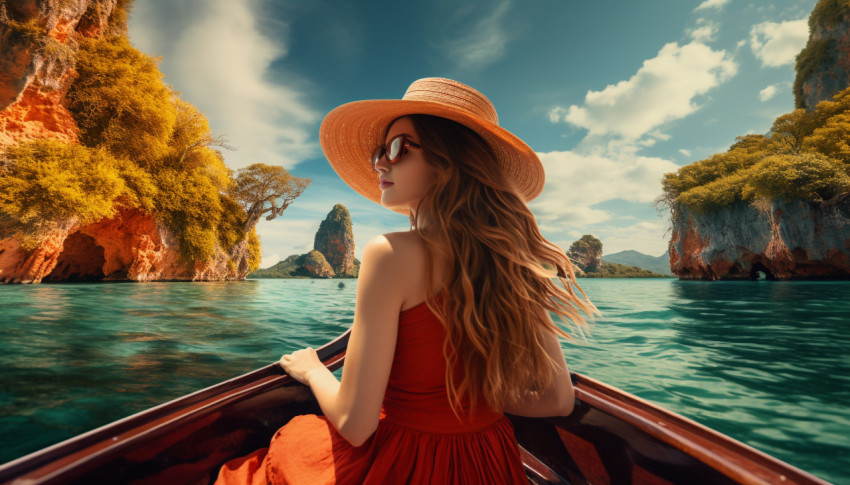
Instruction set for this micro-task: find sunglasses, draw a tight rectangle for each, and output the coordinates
[371,134,422,173]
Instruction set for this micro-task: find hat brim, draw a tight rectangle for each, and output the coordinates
[319,99,544,216]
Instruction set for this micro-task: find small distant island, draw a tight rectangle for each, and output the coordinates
[567,235,671,278]
[249,204,359,279]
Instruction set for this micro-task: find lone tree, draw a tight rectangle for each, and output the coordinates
[234,163,311,232]
[568,234,603,273]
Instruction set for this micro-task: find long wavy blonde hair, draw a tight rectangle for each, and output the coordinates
[397,114,600,418]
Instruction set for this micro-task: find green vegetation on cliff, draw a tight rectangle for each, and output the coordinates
[0,141,129,249]
[809,0,850,30]
[659,86,850,217]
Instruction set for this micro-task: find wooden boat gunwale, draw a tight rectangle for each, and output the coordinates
[566,373,829,485]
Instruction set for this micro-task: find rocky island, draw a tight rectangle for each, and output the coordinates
[250,204,360,279]
[568,235,669,278]
[662,0,850,281]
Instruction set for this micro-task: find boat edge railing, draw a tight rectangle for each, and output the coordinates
[564,373,831,485]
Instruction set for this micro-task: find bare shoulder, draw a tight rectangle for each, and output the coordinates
[363,231,425,260]
[361,231,433,310]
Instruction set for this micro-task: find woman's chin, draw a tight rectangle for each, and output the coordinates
[380,197,405,211]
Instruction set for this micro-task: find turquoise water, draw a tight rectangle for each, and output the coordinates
[0,279,847,483]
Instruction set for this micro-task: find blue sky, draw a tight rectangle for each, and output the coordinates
[128,0,815,267]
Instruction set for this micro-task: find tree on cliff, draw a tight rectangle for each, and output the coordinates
[658,84,850,216]
[234,163,311,232]
[567,235,603,273]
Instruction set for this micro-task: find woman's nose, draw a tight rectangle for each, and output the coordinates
[374,155,390,173]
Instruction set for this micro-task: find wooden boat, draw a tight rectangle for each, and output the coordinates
[0,330,829,485]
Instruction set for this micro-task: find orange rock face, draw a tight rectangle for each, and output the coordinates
[669,200,850,280]
[0,228,69,284]
[0,208,250,284]
[0,70,79,146]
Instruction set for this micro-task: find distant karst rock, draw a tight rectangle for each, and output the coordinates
[795,0,850,110]
[314,204,356,277]
[250,204,362,278]
[302,250,334,278]
[567,235,603,273]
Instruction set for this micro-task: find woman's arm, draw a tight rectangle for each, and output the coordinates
[503,315,575,417]
[279,234,407,446]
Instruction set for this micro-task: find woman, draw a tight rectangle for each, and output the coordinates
[216,78,598,484]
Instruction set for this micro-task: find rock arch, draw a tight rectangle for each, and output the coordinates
[44,232,106,282]
[749,262,775,281]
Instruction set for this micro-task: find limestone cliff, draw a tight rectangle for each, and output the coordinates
[313,204,356,277]
[669,199,850,280]
[794,0,850,110]
[0,207,250,283]
[0,0,120,145]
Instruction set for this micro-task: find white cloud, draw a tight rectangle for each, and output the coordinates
[259,253,281,269]
[598,220,670,256]
[256,218,320,269]
[530,147,679,227]
[689,22,718,43]
[536,26,742,257]
[550,41,737,140]
[695,0,731,11]
[548,106,567,123]
[749,19,809,67]
[128,0,320,170]
[759,84,779,102]
[440,0,513,72]
[649,130,671,141]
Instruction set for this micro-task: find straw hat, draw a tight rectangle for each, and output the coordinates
[319,77,544,215]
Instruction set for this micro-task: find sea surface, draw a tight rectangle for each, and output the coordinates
[0,278,847,483]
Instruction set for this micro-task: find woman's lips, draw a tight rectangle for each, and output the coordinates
[380,181,393,188]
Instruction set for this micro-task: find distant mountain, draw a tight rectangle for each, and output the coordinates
[603,250,672,275]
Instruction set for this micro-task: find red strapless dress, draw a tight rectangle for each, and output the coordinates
[214,292,528,484]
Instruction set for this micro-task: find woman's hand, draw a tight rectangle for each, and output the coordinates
[279,347,323,385]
